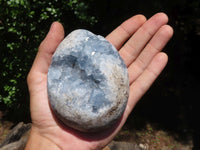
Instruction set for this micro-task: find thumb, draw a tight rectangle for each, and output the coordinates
[30,22,65,75]
[27,22,64,92]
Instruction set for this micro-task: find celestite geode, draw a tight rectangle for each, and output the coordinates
[47,29,129,132]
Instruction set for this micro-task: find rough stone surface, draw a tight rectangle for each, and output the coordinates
[47,29,129,132]
[0,122,31,148]
[0,122,31,150]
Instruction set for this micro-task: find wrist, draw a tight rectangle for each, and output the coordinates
[25,127,61,150]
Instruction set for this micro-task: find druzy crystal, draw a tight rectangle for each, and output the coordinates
[47,29,129,132]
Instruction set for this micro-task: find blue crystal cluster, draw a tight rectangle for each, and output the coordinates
[47,29,129,132]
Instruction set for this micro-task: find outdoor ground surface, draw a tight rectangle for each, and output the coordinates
[0,111,14,143]
[114,123,193,150]
[0,110,193,150]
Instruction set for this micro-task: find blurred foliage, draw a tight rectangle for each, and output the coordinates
[0,0,96,107]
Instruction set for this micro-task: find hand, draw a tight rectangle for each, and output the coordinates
[26,13,173,150]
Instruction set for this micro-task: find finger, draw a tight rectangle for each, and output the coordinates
[128,25,173,84]
[31,22,65,74]
[119,13,169,66]
[106,15,146,50]
[126,52,168,115]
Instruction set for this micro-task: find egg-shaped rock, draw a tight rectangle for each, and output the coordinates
[47,29,129,132]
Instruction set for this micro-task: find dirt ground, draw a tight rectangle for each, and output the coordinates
[0,110,193,149]
[0,111,14,143]
[114,123,193,150]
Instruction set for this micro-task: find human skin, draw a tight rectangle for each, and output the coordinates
[26,12,173,150]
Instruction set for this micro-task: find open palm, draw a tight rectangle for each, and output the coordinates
[26,13,173,150]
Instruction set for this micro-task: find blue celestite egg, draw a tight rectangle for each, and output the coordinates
[47,29,129,132]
